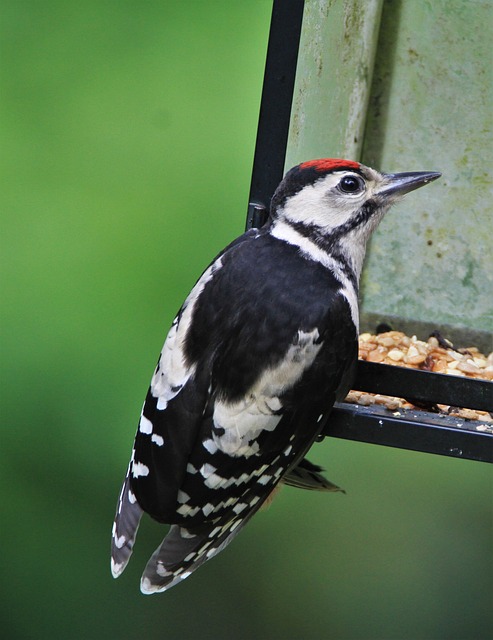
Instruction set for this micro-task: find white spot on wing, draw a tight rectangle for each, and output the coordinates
[176,504,200,517]
[233,502,248,515]
[139,415,153,434]
[202,439,218,454]
[273,466,284,480]
[200,463,217,479]
[202,503,215,517]
[151,434,164,446]
[253,465,269,477]
[156,563,173,577]
[230,520,241,532]
[177,490,191,504]
[113,534,126,549]
[132,461,149,478]
[150,258,223,408]
[140,577,154,593]
[111,558,125,578]
[204,471,227,490]
[198,541,212,554]
[212,329,321,457]
[236,471,252,484]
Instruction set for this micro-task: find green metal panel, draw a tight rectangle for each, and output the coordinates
[287,0,492,349]
[361,0,492,346]
[285,0,384,166]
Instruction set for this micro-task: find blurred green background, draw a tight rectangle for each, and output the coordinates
[1,1,491,639]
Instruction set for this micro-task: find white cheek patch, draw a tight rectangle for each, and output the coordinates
[279,173,366,232]
[212,329,322,458]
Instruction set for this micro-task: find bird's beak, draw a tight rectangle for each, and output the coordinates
[378,171,441,198]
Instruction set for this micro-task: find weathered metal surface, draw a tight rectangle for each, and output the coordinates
[285,0,492,345]
[285,0,384,167]
[360,0,493,340]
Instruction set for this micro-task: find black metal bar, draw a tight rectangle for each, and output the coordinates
[246,203,269,232]
[326,403,493,463]
[353,361,493,412]
[246,0,305,230]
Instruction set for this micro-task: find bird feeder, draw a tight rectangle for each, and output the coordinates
[246,0,492,463]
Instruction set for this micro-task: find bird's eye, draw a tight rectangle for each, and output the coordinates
[338,175,364,194]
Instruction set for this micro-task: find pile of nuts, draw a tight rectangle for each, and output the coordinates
[345,330,493,425]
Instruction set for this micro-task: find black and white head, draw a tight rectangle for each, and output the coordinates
[270,158,441,281]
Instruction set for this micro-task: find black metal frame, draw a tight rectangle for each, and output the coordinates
[246,0,492,463]
[246,0,304,231]
[330,364,492,463]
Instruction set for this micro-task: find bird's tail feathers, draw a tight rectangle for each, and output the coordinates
[111,471,144,578]
[283,457,345,493]
[140,514,252,594]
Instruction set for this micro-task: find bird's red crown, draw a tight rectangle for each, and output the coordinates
[299,158,360,173]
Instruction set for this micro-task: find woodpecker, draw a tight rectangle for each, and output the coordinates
[111,158,440,593]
